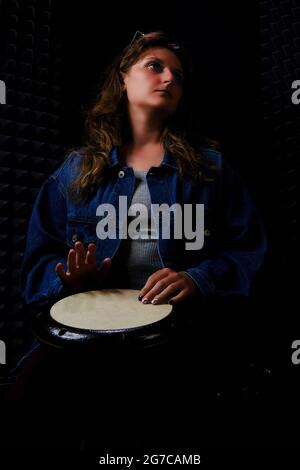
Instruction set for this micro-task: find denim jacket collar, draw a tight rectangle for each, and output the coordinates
[109,146,178,171]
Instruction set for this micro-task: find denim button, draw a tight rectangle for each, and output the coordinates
[118,170,125,178]
[72,233,78,242]
[204,229,211,237]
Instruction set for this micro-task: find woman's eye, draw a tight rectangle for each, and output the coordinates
[146,61,184,84]
[147,61,163,73]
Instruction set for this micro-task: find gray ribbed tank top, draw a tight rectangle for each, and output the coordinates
[103,169,163,289]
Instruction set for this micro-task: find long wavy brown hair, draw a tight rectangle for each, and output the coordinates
[69,31,218,203]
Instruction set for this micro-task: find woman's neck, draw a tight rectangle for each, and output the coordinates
[126,106,165,146]
[121,109,167,170]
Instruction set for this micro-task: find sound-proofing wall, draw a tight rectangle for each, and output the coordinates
[0,0,65,366]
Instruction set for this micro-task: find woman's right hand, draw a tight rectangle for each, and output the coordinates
[55,241,112,293]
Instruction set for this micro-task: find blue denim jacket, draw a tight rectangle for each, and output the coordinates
[19,147,267,307]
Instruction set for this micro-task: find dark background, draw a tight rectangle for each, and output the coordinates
[0,0,299,450]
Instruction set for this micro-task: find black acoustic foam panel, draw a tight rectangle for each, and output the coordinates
[0,0,65,366]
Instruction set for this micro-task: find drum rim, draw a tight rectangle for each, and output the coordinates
[32,309,175,349]
[43,309,174,333]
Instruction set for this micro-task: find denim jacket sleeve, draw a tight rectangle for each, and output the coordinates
[19,169,69,308]
[183,157,267,297]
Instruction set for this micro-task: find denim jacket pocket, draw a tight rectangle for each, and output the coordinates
[66,218,98,248]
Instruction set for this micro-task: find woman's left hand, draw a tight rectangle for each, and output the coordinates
[138,268,197,305]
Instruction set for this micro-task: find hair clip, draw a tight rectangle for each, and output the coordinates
[130,31,145,45]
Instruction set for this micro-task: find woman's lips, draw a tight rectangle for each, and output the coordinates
[154,89,172,97]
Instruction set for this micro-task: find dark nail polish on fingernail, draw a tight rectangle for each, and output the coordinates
[138,295,143,301]
[168,299,174,305]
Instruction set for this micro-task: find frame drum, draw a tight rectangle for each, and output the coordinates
[32,289,174,350]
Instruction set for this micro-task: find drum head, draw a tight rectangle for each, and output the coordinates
[32,289,174,350]
[50,289,172,330]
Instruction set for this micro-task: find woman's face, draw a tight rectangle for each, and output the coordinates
[122,47,184,117]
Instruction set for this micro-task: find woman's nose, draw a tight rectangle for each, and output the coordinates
[162,68,174,84]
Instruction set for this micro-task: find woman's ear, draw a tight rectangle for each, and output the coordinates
[120,72,127,91]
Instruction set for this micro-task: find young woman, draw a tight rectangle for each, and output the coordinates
[7,32,267,450]
[20,31,267,310]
